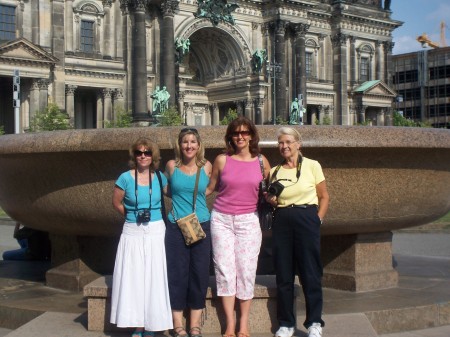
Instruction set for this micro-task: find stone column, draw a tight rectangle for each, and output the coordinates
[114,89,125,114]
[317,105,323,125]
[275,20,287,121]
[236,100,244,116]
[178,92,185,121]
[349,36,356,86]
[294,23,309,105]
[52,0,66,109]
[65,85,77,123]
[211,103,219,126]
[161,0,178,107]
[126,0,148,120]
[245,99,253,120]
[255,98,264,125]
[38,79,50,112]
[377,109,385,126]
[318,34,326,81]
[376,41,382,80]
[29,80,40,117]
[102,0,113,59]
[102,88,114,122]
[357,105,367,124]
[383,41,394,86]
[115,2,124,61]
[331,33,349,125]
[31,0,40,45]
[17,1,24,37]
[96,91,104,128]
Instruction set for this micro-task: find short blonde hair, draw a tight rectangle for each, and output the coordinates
[277,127,302,143]
[128,138,161,171]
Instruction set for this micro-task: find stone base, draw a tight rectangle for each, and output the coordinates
[83,275,299,333]
[321,232,398,292]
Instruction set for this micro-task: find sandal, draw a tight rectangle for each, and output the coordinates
[189,326,203,337]
[132,330,144,337]
[173,326,189,337]
[237,333,250,337]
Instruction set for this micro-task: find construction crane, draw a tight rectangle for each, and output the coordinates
[416,21,448,48]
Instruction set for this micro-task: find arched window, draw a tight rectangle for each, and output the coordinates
[305,38,319,80]
[73,1,104,55]
[0,4,16,43]
[357,44,374,83]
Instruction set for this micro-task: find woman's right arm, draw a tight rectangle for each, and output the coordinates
[164,160,176,198]
[206,154,225,196]
[112,186,126,217]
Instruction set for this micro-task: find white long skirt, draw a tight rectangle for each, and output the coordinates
[110,220,173,331]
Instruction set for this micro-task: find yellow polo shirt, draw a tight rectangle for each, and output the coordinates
[270,157,325,207]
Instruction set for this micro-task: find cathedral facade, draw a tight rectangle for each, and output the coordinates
[0,0,401,133]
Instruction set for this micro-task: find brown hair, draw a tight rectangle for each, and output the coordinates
[224,116,260,157]
[128,138,161,171]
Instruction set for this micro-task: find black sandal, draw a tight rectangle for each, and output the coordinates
[189,326,202,337]
[173,327,188,337]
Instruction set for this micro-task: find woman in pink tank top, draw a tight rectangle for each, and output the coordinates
[207,117,270,337]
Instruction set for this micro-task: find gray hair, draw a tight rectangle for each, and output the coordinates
[276,127,302,143]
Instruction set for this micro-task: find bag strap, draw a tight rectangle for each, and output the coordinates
[258,154,272,188]
[192,167,201,212]
[155,170,167,225]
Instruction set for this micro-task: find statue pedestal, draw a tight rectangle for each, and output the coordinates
[322,232,398,292]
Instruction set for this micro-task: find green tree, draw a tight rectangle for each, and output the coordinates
[157,106,183,126]
[392,111,431,127]
[104,106,133,128]
[28,103,72,132]
[0,125,4,135]
[275,115,289,125]
[220,108,238,125]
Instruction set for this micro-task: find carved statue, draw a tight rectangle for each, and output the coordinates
[150,86,170,113]
[175,37,190,63]
[289,98,300,125]
[194,0,239,26]
[251,49,267,74]
[159,86,170,112]
[151,86,161,113]
[384,0,391,10]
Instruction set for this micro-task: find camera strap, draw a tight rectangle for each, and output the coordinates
[134,168,152,215]
[273,154,303,184]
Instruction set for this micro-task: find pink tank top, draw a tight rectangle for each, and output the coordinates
[213,155,263,215]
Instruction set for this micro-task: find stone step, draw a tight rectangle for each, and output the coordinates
[3,312,378,337]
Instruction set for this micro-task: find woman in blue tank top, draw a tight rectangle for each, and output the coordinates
[164,128,212,337]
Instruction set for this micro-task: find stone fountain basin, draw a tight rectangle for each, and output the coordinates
[0,126,449,237]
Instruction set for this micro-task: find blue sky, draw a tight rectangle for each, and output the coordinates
[391,0,450,54]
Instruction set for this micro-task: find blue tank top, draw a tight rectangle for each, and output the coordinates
[115,170,167,223]
[168,166,210,223]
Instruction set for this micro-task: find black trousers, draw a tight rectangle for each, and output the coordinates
[272,207,324,329]
[165,220,211,310]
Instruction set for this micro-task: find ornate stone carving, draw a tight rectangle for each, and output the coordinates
[294,23,310,38]
[383,40,394,53]
[65,85,77,95]
[194,0,239,26]
[161,0,179,16]
[331,33,348,47]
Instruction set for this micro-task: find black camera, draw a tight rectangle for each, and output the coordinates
[267,180,285,197]
[137,209,150,222]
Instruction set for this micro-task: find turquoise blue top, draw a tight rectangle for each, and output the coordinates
[115,170,168,223]
[168,166,210,223]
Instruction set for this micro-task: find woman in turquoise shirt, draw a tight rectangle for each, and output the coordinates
[110,138,173,337]
[165,128,212,337]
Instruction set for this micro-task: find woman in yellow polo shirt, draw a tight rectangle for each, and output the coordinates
[265,127,329,337]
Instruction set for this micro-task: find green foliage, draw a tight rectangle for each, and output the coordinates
[220,108,238,125]
[0,125,4,135]
[355,119,372,126]
[275,115,289,125]
[392,111,431,128]
[105,106,133,128]
[28,103,72,132]
[157,106,183,126]
[315,116,332,125]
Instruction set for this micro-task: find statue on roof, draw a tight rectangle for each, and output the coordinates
[194,0,239,26]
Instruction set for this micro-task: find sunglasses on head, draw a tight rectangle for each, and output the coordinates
[181,128,199,134]
[134,150,152,157]
[231,130,251,137]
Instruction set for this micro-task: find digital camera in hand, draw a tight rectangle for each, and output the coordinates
[267,180,285,197]
[137,209,150,222]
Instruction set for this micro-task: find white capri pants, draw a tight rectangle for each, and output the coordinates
[210,210,262,300]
